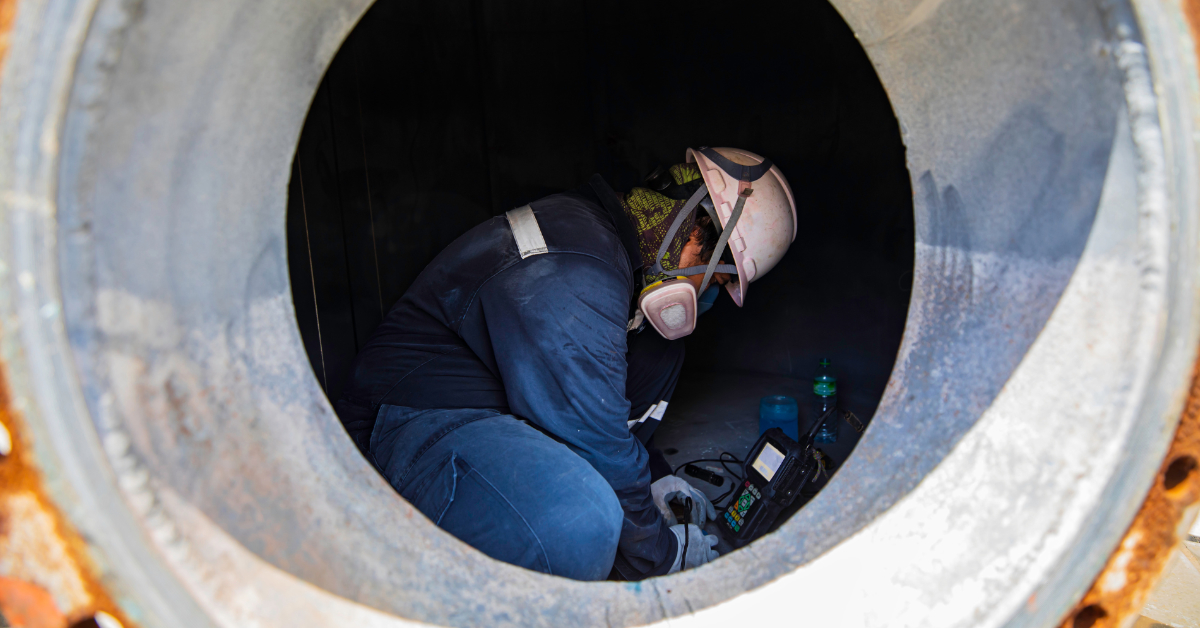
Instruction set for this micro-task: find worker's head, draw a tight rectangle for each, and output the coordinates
[685,147,796,306]
[679,216,733,293]
[636,147,796,340]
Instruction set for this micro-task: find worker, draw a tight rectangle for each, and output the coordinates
[334,147,797,580]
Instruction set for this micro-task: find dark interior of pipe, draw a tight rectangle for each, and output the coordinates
[286,0,913,538]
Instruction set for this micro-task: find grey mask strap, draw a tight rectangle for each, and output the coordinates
[650,183,710,276]
[674,263,738,276]
[697,193,748,294]
[699,196,722,235]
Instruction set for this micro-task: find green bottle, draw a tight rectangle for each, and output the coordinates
[813,359,838,443]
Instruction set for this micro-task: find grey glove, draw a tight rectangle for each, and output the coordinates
[651,476,717,525]
[668,523,720,573]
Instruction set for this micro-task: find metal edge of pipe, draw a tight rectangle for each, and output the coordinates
[0,0,1198,626]
[0,1,133,625]
[0,369,134,627]
[0,0,214,625]
[1057,363,1200,627]
[1054,0,1200,625]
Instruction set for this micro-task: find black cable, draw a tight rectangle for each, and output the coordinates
[671,453,746,508]
[807,406,836,441]
[711,452,746,506]
[670,457,736,474]
[671,454,745,478]
[681,496,692,569]
[719,451,744,481]
[712,485,735,508]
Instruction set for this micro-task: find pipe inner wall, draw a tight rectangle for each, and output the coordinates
[0,0,1193,625]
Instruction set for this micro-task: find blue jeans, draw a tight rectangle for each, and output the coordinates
[370,404,624,580]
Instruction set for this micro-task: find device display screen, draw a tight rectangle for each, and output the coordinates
[751,442,785,482]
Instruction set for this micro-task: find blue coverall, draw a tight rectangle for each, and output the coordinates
[336,176,684,580]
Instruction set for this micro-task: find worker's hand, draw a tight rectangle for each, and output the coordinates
[651,476,717,525]
[668,524,720,573]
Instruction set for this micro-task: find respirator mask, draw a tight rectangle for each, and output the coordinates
[637,151,764,340]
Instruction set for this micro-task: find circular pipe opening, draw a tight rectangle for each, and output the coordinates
[2,0,1190,624]
[286,0,914,575]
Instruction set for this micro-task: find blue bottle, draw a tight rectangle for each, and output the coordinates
[759,395,800,441]
[813,359,838,443]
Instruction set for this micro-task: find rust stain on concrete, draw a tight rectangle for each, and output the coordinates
[1058,357,1200,627]
[0,313,133,625]
[1184,0,1200,63]
[0,375,135,626]
[0,0,16,86]
[0,2,132,626]
[0,575,67,628]
[1056,8,1200,624]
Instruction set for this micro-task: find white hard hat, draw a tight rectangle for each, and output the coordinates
[637,147,796,339]
[686,147,797,306]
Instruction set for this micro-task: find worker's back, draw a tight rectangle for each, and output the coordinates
[335,177,635,454]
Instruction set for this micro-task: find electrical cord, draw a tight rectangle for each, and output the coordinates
[681,496,692,568]
[719,451,743,481]
[669,408,832,479]
[670,453,746,508]
[712,452,746,505]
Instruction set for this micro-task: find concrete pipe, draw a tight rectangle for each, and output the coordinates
[0,0,1198,626]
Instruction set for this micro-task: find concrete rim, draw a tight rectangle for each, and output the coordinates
[0,0,1196,626]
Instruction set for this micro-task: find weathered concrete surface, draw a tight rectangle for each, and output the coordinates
[1139,543,1200,627]
[0,0,1197,626]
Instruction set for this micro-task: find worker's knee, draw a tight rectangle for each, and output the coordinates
[540,466,622,580]
[390,416,624,580]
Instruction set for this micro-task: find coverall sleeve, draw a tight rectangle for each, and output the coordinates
[472,253,677,574]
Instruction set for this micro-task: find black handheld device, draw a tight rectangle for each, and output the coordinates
[718,427,819,548]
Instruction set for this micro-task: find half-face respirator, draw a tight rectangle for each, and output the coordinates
[637,148,775,340]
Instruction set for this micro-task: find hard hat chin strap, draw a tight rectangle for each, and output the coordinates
[697,189,748,294]
[699,196,722,235]
[649,184,710,277]
[648,181,746,291]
